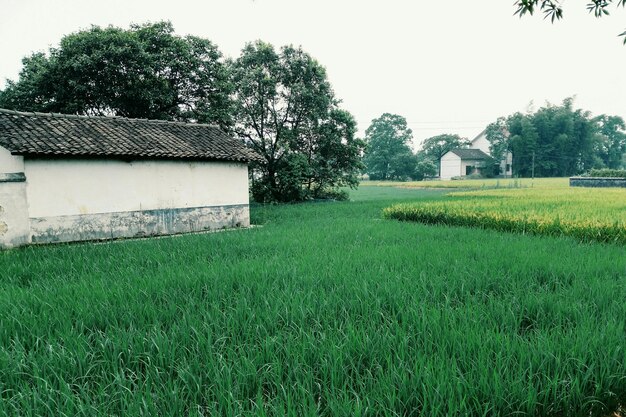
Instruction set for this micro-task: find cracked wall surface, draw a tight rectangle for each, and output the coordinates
[30,204,249,244]
[0,146,30,249]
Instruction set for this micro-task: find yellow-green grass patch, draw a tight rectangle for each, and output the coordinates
[384,187,626,244]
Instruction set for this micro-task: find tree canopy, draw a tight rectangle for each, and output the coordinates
[593,115,626,169]
[231,41,364,202]
[513,0,626,43]
[0,22,233,128]
[0,24,366,203]
[485,98,626,177]
[484,117,510,165]
[362,113,416,181]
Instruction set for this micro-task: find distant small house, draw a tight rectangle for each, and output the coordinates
[0,109,258,249]
[440,148,492,180]
[439,129,512,180]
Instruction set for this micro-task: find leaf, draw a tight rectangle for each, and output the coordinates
[514,0,537,16]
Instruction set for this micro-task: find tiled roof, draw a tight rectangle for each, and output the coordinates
[0,109,259,163]
[449,148,491,160]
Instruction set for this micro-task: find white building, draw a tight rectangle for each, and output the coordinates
[439,129,513,180]
[0,109,258,249]
[440,148,492,180]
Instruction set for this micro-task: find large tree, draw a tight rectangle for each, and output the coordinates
[413,153,438,181]
[513,0,626,43]
[0,22,233,128]
[363,113,416,181]
[231,41,364,202]
[420,134,469,178]
[490,98,608,177]
[593,115,626,169]
[484,117,510,164]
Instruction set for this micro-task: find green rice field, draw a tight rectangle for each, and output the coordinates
[364,177,568,189]
[384,186,626,244]
[0,185,625,416]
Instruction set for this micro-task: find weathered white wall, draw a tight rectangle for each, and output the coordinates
[30,204,250,244]
[0,145,30,249]
[0,145,24,173]
[440,152,461,180]
[0,181,30,248]
[470,132,490,154]
[25,159,249,218]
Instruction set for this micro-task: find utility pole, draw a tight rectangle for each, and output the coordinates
[531,151,535,188]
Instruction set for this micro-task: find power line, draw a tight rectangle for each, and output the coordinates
[408,126,487,130]
[405,120,491,124]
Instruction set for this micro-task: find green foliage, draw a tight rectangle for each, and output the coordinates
[513,0,626,43]
[0,22,233,127]
[593,115,626,169]
[487,98,623,177]
[587,168,626,177]
[313,188,350,201]
[485,117,509,163]
[413,155,438,180]
[363,113,416,181]
[1,187,625,416]
[311,109,365,193]
[231,41,364,202]
[480,155,500,178]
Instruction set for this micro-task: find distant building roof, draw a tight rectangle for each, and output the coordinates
[449,148,491,160]
[0,109,259,163]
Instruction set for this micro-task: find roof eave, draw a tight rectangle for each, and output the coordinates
[14,152,254,164]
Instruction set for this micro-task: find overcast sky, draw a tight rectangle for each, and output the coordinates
[1,0,625,148]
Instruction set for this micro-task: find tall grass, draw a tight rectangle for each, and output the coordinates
[384,187,626,244]
[0,187,624,416]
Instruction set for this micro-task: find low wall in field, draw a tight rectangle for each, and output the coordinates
[569,177,626,188]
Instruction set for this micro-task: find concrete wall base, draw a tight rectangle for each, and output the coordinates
[570,177,626,188]
[29,204,250,245]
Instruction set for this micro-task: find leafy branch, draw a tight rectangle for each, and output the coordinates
[513,0,626,43]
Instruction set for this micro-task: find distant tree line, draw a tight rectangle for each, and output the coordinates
[0,22,365,203]
[363,100,626,181]
[362,113,468,181]
[486,98,626,177]
[5,22,625,193]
